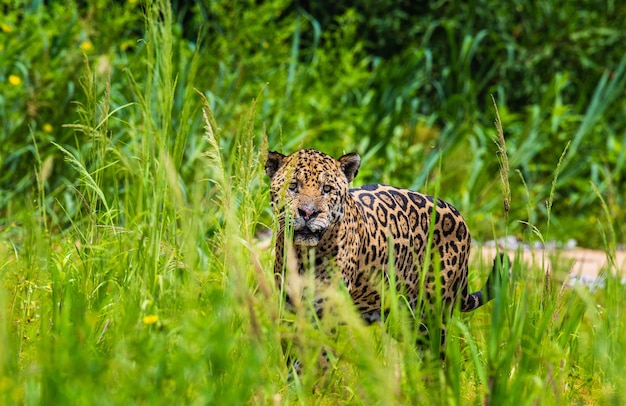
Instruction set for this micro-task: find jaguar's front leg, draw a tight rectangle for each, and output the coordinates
[285,293,335,380]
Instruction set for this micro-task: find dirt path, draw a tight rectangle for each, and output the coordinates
[478,246,626,283]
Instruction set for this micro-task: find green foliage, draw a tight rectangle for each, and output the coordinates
[2,0,626,245]
[1,0,626,404]
[0,0,143,207]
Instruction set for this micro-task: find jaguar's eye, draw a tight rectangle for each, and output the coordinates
[322,185,332,193]
[288,182,298,191]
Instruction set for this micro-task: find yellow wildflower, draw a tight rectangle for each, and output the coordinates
[43,123,53,133]
[1,23,13,33]
[142,315,159,325]
[80,41,94,52]
[8,75,21,86]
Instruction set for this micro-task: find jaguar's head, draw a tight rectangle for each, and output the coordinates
[265,149,360,247]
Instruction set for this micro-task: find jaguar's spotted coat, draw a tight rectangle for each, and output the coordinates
[265,149,503,355]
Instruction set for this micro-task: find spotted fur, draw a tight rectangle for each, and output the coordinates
[266,149,503,353]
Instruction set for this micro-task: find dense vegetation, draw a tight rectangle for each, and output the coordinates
[1,0,625,404]
[2,0,625,244]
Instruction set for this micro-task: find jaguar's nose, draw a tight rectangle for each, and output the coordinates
[298,205,318,221]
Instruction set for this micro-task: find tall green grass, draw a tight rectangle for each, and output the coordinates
[1,1,626,405]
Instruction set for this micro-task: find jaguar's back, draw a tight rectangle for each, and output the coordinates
[348,184,473,321]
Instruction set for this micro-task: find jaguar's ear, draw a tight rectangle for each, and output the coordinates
[338,153,360,182]
[265,151,286,178]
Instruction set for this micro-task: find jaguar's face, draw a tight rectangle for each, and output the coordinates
[265,149,360,247]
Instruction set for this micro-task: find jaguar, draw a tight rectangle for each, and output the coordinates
[265,148,504,365]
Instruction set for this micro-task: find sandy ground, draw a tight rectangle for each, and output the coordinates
[478,245,626,282]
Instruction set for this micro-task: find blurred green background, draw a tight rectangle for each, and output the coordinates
[1,0,625,246]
